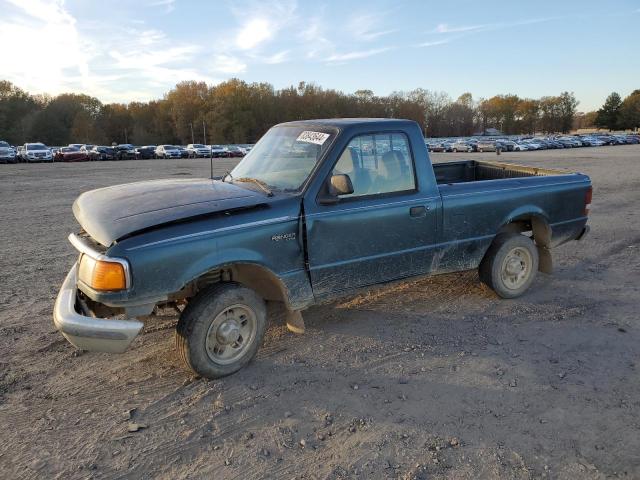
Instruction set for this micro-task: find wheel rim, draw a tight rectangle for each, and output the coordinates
[500,246,532,290]
[205,304,257,365]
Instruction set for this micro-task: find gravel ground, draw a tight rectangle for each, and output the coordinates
[0,146,639,479]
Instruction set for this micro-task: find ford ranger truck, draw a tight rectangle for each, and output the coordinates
[54,119,591,379]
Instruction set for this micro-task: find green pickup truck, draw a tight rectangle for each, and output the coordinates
[54,119,591,379]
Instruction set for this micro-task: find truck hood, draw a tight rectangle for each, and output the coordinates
[73,178,266,247]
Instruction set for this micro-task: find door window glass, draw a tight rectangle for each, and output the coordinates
[332,133,415,197]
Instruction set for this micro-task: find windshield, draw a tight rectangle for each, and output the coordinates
[230,125,336,192]
[192,144,204,148]
[27,143,46,150]
[0,141,9,148]
[164,145,178,150]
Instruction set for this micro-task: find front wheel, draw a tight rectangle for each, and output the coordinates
[175,283,267,378]
[479,233,539,298]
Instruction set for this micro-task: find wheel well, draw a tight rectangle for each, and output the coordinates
[495,216,552,273]
[175,263,291,308]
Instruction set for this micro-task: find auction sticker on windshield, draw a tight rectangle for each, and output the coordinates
[296,131,330,145]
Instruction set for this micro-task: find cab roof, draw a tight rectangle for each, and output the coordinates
[275,118,418,130]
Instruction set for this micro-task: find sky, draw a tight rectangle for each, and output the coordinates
[1,0,638,111]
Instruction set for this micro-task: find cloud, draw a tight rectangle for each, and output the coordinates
[348,13,396,41]
[148,0,176,14]
[261,50,290,64]
[235,18,273,50]
[326,47,393,63]
[0,0,92,94]
[416,39,450,48]
[212,54,247,74]
[432,23,488,34]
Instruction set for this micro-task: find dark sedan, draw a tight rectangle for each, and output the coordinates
[88,146,117,161]
[135,146,156,159]
[116,144,136,160]
[226,145,245,157]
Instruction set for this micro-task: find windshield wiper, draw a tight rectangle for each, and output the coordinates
[234,177,274,197]
[222,171,233,183]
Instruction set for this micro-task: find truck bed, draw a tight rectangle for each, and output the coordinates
[433,160,566,185]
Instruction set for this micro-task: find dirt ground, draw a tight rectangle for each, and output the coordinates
[1,146,639,479]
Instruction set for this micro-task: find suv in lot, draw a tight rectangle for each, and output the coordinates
[155,145,183,159]
[186,144,210,158]
[54,119,591,380]
[116,144,136,160]
[450,140,472,153]
[0,141,17,163]
[476,140,497,152]
[21,142,53,162]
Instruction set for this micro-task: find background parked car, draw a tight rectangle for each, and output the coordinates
[87,146,116,161]
[209,145,227,157]
[451,140,473,153]
[155,145,182,159]
[21,142,53,162]
[476,140,497,152]
[134,145,156,159]
[116,144,136,160]
[225,145,245,157]
[496,140,516,152]
[0,140,17,163]
[55,146,88,162]
[80,144,95,156]
[177,146,189,158]
[186,144,210,158]
[427,142,448,152]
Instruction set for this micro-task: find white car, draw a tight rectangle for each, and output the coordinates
[186,144,210,158]
[155,145,182,159]
[0,141,17,163]
[21,142,53,162]
[513,143,529,151]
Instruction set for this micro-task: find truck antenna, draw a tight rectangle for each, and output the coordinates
[210,143,213,179]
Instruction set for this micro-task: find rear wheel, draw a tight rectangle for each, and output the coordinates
[479,233,539,298]
[175,283,267,379]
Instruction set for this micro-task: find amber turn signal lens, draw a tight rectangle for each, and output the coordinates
[92,260,126,291]
[78,255,127,291]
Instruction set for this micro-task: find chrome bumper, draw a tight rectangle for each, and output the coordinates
[53,266,143,353]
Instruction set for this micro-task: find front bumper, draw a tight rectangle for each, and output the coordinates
[53,266,143,353]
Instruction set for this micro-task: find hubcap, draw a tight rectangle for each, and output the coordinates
[205,304,257,365]
[500,246,532,290]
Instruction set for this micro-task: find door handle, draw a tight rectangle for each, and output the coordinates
[410,206,428,217]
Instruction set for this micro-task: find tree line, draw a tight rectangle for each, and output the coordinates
[0,78,635,146]
[594,90,640,131]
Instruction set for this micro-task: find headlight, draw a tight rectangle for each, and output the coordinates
[78,254,128,291]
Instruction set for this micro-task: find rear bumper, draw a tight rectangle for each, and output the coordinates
[53,266,143,353]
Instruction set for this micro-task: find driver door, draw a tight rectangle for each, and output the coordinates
[303,132,439,297]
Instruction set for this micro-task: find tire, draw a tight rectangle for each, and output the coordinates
[453,148,458,153]
[175,283,267,379]
[479,148,484,153]
[479,233,539,299]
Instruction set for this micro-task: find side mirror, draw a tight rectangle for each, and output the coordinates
[318,174,354,205]
[329,173,354,196]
